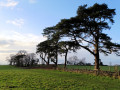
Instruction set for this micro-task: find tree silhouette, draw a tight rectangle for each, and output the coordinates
[58,41,79,68]
[42,27,61,67]
[53,3,120,70]
[8,50,38,67]
[37,40,51,65]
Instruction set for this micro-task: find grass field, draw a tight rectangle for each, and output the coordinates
[0,65,120,89]
[59,65,120,72]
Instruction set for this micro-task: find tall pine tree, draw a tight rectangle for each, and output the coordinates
[55,3,120,70]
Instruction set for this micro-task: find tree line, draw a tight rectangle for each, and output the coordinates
[36,3,120,70]
[7,50,39,67]
[7,3,120,70]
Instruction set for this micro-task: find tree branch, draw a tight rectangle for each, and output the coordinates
[73,34,95,55]
[40,54,47,63]
[78,36,94,45]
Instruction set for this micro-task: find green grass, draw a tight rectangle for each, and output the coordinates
[59,65,120,72]
[0,65,120,89]
[0,65,21,70]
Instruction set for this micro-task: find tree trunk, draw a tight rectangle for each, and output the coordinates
[64,51,68,69]
[40,54,44,65]
[94,52,100,70]
[55,54,58,67]
[40,54,48,65]
[55,49,58,68]
[10,61,12,65]
[94,29,100,70]
[47,54,50,66]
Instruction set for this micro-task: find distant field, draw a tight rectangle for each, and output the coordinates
[59,65,120,72]
[0,65,21,70]
[0,65,120,89]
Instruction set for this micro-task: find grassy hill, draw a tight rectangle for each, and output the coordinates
[0,65,120,89]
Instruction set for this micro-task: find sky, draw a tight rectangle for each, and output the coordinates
[0,0,120,65]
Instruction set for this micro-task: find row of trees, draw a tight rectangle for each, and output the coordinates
[36,3,120,70]
[7,50,39,67]
[36,39,79,68]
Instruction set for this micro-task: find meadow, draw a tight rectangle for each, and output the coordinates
[0,65,119,89]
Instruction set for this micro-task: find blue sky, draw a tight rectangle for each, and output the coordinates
[0,0,120,65]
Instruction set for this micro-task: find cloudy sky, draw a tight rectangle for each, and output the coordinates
[0,0,120,65]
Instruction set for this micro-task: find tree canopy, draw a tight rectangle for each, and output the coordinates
[36,3,120,70]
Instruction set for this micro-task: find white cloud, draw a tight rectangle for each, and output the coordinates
[0,31,46,64]
[6,18,24,27]
[0,0,19,8]
[29,0,36,3]
[0,31,46,49]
